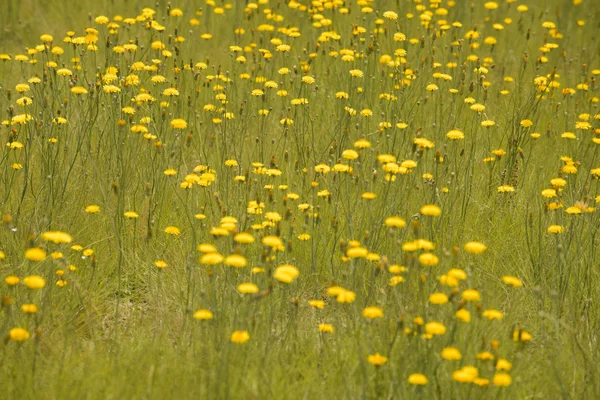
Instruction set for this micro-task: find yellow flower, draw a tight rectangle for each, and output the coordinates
[429,292,448,304]
[425,321,446,335]
[21,304,38,313]
[441,347,462,360]
[154,260,168,269]
[124,211,139,219]
[41,231,73,244]
[309,300,325,309]
[85,205,101,213]
[420,204,441,216]
[482,309,504,320]
[164,226,181,235]
[170,118,187,129]
[336,289,356,303]
[237,282,259,294]
[462,289,481,302]
[318,323,334,333]
[193,309,214,320]
[385,216,406,228]
[496,359,512,371]
[500,276,523,289]
[231,330,250,344]
[452,366,479,383]
[464,242,487,254]
[23,275,46,289]
[347,247,368,258]
[493,373,512,386]
[9,328,30,342]
[225,254,248,268]
[367,353,388,366]
[547,225,564,234]
[25,248,47,261]
[362,306,384,319]
[274,264,300,283]
[5,276,20,286]
[200,253,224,265]
[408,373,428,385]
[418,253,439,266]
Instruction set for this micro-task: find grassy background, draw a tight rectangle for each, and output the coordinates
[0,0,599,399]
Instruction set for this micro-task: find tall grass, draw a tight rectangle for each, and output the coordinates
[0,0,599,398]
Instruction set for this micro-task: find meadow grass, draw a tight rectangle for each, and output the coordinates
[0,0,599,398]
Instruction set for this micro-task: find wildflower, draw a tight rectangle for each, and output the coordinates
[418,253,439,266]
[367,353,388,366]
[5,276,20,286]
[429,292,448,304]
[441,347,462,360]
[309,300,325,309]
[547,225,564,234]
[164,226,181,235]
[493,373,512,387]
[22,275,46,289]
[455,309,471,322]
[231,330,250,344]
[385,216,406,228]
[408,374,428,385]
[420,205,441,216]
[41,231,72,244]
[482,309,504,320]
[8,328,30,342]
[501,276,523,287]
[237,282,259,294]
[225,254,248,268]
[170,118,187,129]
[318,323,334,333]
[274,264,299,283]
[362,306,384,319]
[193,309,214,320]
[200,253,224,265]
[25,248,47,261]
[21,304,38,313]
[85,205,101,213]
[464,242,487,254]
[425,321,446,335]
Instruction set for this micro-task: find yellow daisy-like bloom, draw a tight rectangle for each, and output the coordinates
[193,309,214,320]
[237,282,259,294]
[41,231,73,244]
[25,248,47,261]
[231,330,250,344]
[9,328,30,341]
[464,242,487,254]
[225,254,248,268]
[408,373,428,385]
[425,321,446,335]
[273,264,300,283]
[200,253,224,265]
[318,323,334,333]
[164,226,181,235]
[170,118,187,129]
[362,306,384,319]
[23,275,46,289]
[429,292,448,304]
[420,204,441,216]
[367,353,388,366]
[441,347,462,360]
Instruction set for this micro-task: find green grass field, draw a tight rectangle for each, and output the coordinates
[0,0,599,398]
